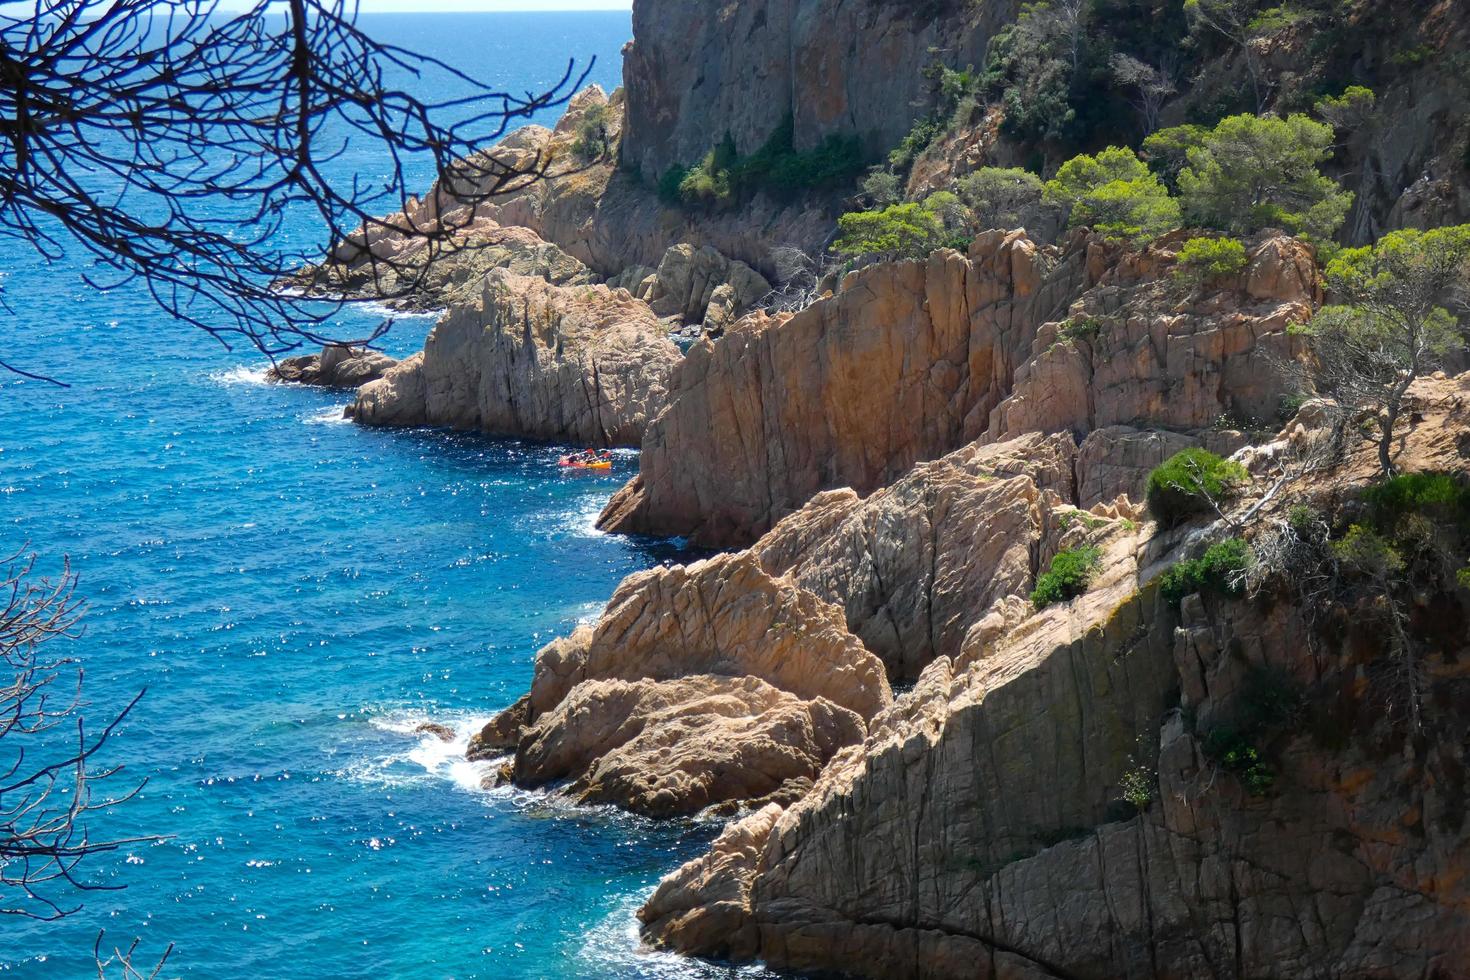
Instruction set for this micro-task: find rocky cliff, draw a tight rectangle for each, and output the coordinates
[599,232,1314,547]
[348,270,679,447]
[620,0,1018,181]
[638,374,1470,978]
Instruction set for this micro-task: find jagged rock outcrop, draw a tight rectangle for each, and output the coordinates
[753,431,1078,681]
[601,232,1315,548]
[639,375,1470,979]
[347,270,680,446]
[985,235,1319,442]
[266,344,398,389]
[599,231,1085,546]
[476,550,892,817]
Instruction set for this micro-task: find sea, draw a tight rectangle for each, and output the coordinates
[0,11,775,979]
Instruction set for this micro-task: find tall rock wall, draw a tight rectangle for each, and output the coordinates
[621,0,1020,181]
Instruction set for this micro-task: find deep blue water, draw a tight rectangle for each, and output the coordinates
[0,12,771,979]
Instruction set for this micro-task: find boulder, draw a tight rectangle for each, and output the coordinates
[267,345,398,389]
[347,270,680,447]
[483,550,891,816]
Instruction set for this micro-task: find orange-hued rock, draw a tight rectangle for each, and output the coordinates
[476,550,892,817]
[347,270,679,447]
[754,431,1078,680]
[600,233,1316,548]
[599,232,1084,546]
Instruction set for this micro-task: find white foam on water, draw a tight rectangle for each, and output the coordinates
[363,709,496,794]
[304,405,352,426]
[355,300,443,322]
[211,364,271,387]
[576,893,784,979]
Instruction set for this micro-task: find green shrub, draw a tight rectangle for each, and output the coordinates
[1457,566,1470,591]
[1119,765,1155,809]
[1031,544,1102,609]
[664,118,866,210]
[955,167,1046,231]
[1176,113,1353,241]
[1361,472,1470,528]
[570,103,612,162]
[1044,147,1180,243]
[1331,524,1405,578]
[1202,728,1274,795]
[658,165,690,206]
[1145,448,1249,525]
[834,203,945,261]
[1157,538,1251,607]
[863,169,903,206]
[1175,236,1248,285]
[1058,316,1104,343]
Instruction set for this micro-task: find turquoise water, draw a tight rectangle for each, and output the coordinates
[0,13,771,979]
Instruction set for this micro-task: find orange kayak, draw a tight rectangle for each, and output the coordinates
[558,456,612,470]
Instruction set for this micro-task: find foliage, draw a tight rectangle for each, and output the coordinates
[1314,85,1376,131]
[1145,448,1249,525]
[1457,566,1470,591]
[1157,538,1251,607]
[984,1,1088,147]
[1044,147,1180,243]
[1119,764,1155,809]
[955,167,1047,231]
[1031,544,1102,609]
[570,102,612,162]
[1175,113,1353,240]
[1142,123,1209,187]
[673,117,866,209]
[1361,472,1470,528]
[834,202,945,262]
[1175,236,1248,284]
[863,169,904,206]
[1293,226,1470,474]
[658,165,691,206]
[889,118,945,170]
[1331,523,1405,578]
[1202,727,1275,795]
[1058,315,1105,343]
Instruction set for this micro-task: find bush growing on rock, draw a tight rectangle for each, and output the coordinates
[1157,537,1251,607]
[570,102,612,162]
[834,202,945,262]
[1030,544,1102,609]
[955,167,1048,231]
[1290,225,1470,475]
[1043,146,1180,243]
[1145,448,1249,525]
[1174,113,1353,240]
[1174,236,1247,285]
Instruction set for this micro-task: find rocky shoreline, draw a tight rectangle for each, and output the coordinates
[282,1,1470,974]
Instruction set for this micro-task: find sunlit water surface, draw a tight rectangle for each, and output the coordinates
[0,12,776,979]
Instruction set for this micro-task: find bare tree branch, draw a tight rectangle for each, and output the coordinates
[0,0,593,381]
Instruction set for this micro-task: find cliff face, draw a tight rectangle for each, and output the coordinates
[621,0,1017,180]
[639,374,1470,978]
[599,232,1314,547]
[348,270,679,447]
